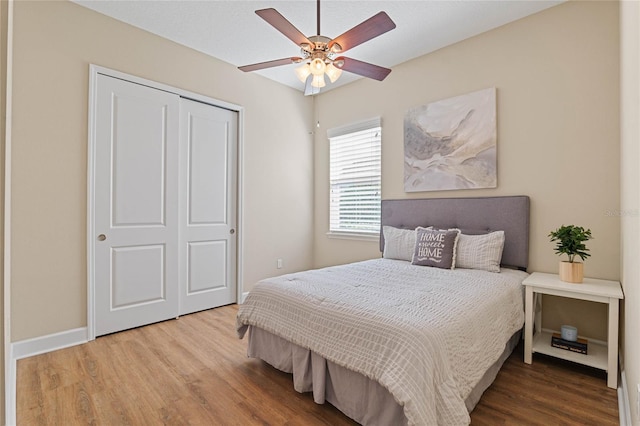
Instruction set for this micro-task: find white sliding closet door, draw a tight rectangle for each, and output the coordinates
[91,72,239,337]
[179,99,237,314]
[94,74,180,336]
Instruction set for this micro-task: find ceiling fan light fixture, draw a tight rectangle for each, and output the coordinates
[325,63,342,83]
[310,57,326,76]
[311,74,326,88]
[238,1,395,95]
[294,64,312,83]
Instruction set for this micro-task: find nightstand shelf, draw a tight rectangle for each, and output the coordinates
[532,330,607,370]
[522,272,623,389]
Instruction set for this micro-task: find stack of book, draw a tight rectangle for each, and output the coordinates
[551,333,588,355]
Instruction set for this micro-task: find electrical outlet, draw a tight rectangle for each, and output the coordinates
[277,258,283,269]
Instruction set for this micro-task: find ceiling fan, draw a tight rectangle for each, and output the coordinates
[238,0,396,95]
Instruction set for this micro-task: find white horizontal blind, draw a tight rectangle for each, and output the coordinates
[329,119,381,236]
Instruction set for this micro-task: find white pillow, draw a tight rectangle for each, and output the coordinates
[382,226,416,261]
[456,231,505,273]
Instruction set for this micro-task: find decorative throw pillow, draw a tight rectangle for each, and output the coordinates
[456,231,505,273]
[382,226,416,261]
[411,227,460,269]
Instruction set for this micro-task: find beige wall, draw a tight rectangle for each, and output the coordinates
[9,0,315,341]
[4,0,632,422]
[621,0,640,424]
[313,1,620,340]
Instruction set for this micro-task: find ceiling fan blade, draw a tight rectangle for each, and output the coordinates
[328,12,396,53]
[238,57,302,72]
[256,8,314,47]
[336,57,392,81]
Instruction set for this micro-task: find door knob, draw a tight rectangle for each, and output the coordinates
[230,229,235,234]
[97,234,107,241]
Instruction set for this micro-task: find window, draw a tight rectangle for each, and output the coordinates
[328,118,381,239]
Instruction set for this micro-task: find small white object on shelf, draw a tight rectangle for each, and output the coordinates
[560,325,578,341]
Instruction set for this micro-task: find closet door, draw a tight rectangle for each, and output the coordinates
[94,74,180,336]
[179,99,237,314]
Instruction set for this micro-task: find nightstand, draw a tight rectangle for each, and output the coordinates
[522,272,623,389]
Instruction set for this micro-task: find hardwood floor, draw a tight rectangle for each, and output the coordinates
[471,346,618,425]
[17,304,618,425]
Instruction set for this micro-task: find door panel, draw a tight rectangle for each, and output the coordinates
[188,114,228,224]
[187,241,227,293]
[112,96,168,226]
[180,99,237,314]
[111,244,166,308]
[94,74,180,336]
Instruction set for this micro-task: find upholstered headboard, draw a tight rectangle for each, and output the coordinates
[380,196,530,270]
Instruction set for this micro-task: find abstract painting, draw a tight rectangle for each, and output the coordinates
[404,88,497,192]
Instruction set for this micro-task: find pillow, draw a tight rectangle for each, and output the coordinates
[382,226,416,261]
[411,227,460,269]
[456,231,505,273]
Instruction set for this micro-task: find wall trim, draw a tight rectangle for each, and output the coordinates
[7,328,87,426]
[619,349,632,426]
[619,370,631,425]
[6,356,13,426]
[3,1,14,424]
[11,327,88,361]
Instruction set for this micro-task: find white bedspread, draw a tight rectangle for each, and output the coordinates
[237,258,528,425]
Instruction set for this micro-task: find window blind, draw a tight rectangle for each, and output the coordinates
[328,120,381,236]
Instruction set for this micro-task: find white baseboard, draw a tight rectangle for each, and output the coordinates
[7,328,87,426]
[6,356,16,426]
[241,291,249,303]
[11,327,88,360]
[619,369,632,426]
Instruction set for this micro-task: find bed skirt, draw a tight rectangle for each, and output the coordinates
[247,326,521,425]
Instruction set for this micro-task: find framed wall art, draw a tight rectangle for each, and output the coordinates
[404,87,497,192]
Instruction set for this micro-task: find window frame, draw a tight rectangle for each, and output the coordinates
[327,117,382,241]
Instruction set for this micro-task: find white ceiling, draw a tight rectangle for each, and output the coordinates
[73,0,564,93]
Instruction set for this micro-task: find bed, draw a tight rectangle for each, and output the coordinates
[237,196,530,425]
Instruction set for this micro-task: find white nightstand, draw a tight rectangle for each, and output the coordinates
[522,272,623,389]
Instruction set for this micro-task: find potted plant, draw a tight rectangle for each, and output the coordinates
[548,225,593,283]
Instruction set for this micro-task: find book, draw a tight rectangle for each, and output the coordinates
[551,333,588,355]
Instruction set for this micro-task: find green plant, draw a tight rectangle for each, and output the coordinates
[548,225,593,263]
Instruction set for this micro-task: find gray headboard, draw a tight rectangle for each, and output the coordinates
[380,196,530,270]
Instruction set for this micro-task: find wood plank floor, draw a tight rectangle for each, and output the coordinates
[17,304,618,425]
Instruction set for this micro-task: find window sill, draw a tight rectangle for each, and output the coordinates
[326,232,380,242]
